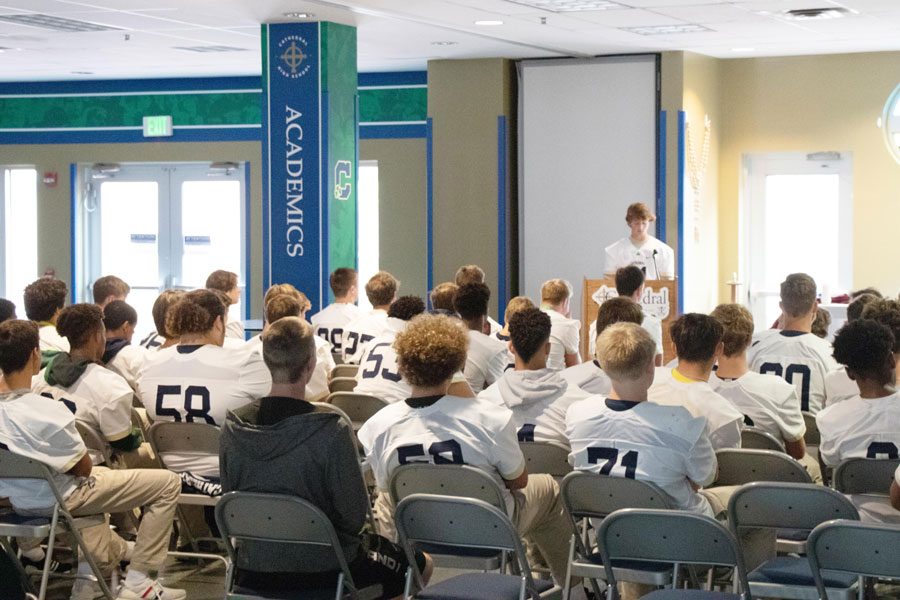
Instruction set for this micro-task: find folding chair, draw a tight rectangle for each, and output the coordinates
[713,449,812,486]
[215,491,382,600]
[832,457,900,494]
[808,519,900,600]
[740,428,786,453]
[559,472,673,600]
[518,442,573,478]
[326,392,388,430]
[332,351,346,366]
[598,508,752,600]
[389,463,508,571]
[0,449,113,600]
[329,377,359,393]
[74,421,114,467]
[395,494,561,600]
[727,482,860,600]
[331,364,360,380]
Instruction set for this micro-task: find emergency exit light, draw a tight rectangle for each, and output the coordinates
[143,115,173,137]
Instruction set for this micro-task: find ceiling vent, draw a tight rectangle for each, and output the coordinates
[622,24,713,36]
[783,8,849,20]
[173,45,249,53]
[0,13,119,32]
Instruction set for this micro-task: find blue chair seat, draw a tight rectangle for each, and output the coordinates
[418,572,554,600]
[643,590,741,600]
[748,556,857,588]
[776,528,808,541]
[584,552,670,572]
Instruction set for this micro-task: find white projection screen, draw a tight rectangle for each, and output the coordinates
[518,55,658,320]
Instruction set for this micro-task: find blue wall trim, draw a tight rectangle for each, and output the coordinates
[657,110,667,243]
[425,117,434,299]
[0,76,262,95]
[69,163,77,303]
[359,123,426,139]
[320,90,330,314]
[677,110,686,313]
[358,71,427,87]
[244,161,252,323]
[497,115,508,323]
[0,128,261,145]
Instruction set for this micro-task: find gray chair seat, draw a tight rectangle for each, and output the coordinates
[232,584,340,600]
[417,572,555,600]
[642,590,742,600]
[584,552,669,572]
[748,557,857,588]
[416,542,502,558]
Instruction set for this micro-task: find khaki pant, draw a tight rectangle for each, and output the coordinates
[64,467,181,575]
[799,453,822,484]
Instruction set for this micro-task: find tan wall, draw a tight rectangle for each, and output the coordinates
[660,51,684,250]
[718,51,900,299]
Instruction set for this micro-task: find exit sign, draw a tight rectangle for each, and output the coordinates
[143,115,173,137]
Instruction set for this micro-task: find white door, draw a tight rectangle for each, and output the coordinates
[79,163,246,342]
[742,153,853,330]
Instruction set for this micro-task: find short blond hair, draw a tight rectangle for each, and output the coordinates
[455,265,485,286]
[541,279,572,306]
[711,304,754,357]
[366,271,399,306]
[430,282,458,312]
[265,294,302,324]
[264,283,302,306]
[504,296,535,323]
[596,322,656,380]
[394,314,468,388]
[262,317,316,384]
[625,202,655,224]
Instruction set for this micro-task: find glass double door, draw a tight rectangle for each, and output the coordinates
[82,163,245,342]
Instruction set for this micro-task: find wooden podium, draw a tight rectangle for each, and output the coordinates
[581,277,679,364]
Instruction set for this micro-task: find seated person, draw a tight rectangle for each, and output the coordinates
[358,314,576,589]
[588,266,663,365]
[92,275,130,309]
[0,298,16,323]
[540,279,581,370]
[342,271,398,364]
[454,283,507,391]
[454,264,502,334]
[495,296,536,370]
[823,293,879,407]
[220,317,430,598]
[429,281,458,316]
[0,319,184,600]
[479,307,588,448]
[566,322,718,517]
[563,297,642,395]
[102,300,147,391]
[811,306,831,339]
[206,269,244,340]
[139,289,183,350]
[23,277,69,360]
[311,267,362,354]
[648,313,743,450]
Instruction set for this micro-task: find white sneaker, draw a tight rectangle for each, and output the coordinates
[115,579,186,600]
[69,579,106,600]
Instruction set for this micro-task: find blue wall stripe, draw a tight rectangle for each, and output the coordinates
[496,115,508,323]
[0,76,262,95]
[677,110,686,313]
[359,124,426,139]
[69,163,77,303]
[354,93,361,272]
[358,71,427,87]
[320,90,330,314]
[657,110,667,243]
[244,161,252,323]
[425,117,434,298]
[0,128,261,145]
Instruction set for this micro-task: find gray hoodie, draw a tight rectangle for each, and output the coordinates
[220,401,368,572]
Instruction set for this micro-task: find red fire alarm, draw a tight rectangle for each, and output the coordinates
[43,172,58,187]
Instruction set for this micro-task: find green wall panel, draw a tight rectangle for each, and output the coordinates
[358,88,426,122]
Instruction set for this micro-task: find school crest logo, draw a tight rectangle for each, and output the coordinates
[277,35,312,79]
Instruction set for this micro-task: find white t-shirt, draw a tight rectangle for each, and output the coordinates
[0,390,86,511]
[464,330,508,392]
[137,343,270,476]
[543,308,581,371]
[39,325,69,353]
[648,368,743,450]
[604,235,675,280]
[32,363,134,465]
[816,393,900,467]
[106,344,148,391]
[493,332,515,372]
[225,305,244,340]
[479,368,589,449]
[824,368,858,408]
[341,309,390,364]
[487,316,502,336]
[709,371,805,444]
[245,333,334,402]
[358,394,525,515]
[561,360,612,396]
[588,310,663,359]
[747,329,838,415]
[311,302,362,354]
[566,397,715,517]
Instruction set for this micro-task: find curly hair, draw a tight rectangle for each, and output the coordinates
[833,319,895,381]
[847,293,879,322]
[56,303,104,348]
[365,271,400,307]
[509,308,551,363]
[92,275,130,305]
[103,300,137,331]
[265,294,302,324]
[710,303,754,357]
[596,297,643,340]
[389,295,426,321]
[454,283,490,321]
[670,313,723,363]
[330,268,357,297]
[454,265,485,286]
[166,289,228,337]
[615,266,645,297]
[151,290,184,338]
[23,277,67,322]
[430,282,458,312]
[811,307,831,339]
[0,320,39,375]
[394,314,468,388]
[596,322,657,380]
[861,298,900,353]
[503,296,535,324]
[780,273,817,318]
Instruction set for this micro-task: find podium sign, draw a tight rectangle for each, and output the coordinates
[581,278,679,363]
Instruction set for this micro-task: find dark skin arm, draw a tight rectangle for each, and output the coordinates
[67,453,92,478]
[784,438,807,461]
[890,480,900,512]
[503,468,529,491]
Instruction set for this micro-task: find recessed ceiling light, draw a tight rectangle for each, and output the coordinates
[0,13,119,32]
[282,12,314,19]
[731,47,755,52]
[621,24,712,35]
[474,20,504,26]
[431,41,458,46]
[505,0,625,11]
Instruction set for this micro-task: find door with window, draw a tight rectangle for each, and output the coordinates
[742,153,853,330]
[79,163,246,342]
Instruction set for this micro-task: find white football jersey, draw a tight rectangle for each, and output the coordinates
[358,395,525,515]
[544,308,581,371]
[561,360,612,396]
[0,391,86,511]
[341,309,390,364]
[816,393,900,467]
[311,302,362,353]
[225,305,244,340]
[39,325,69,353]
[140,331,165,350]
[138,343,270,476]
[648,368,743,450]
[603,236,675,280]
[747,329,838,414]
[479,368,589,448]
[33,363,134,465]
[589,311,663,360]
[245,333,334,402]
[709,371,805,443]
[824,368,858,408]
[464,330,508,392]
[106,344,148,391]
[493,332,515,372]
[487,316,502,336]
[566,397,716,517]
